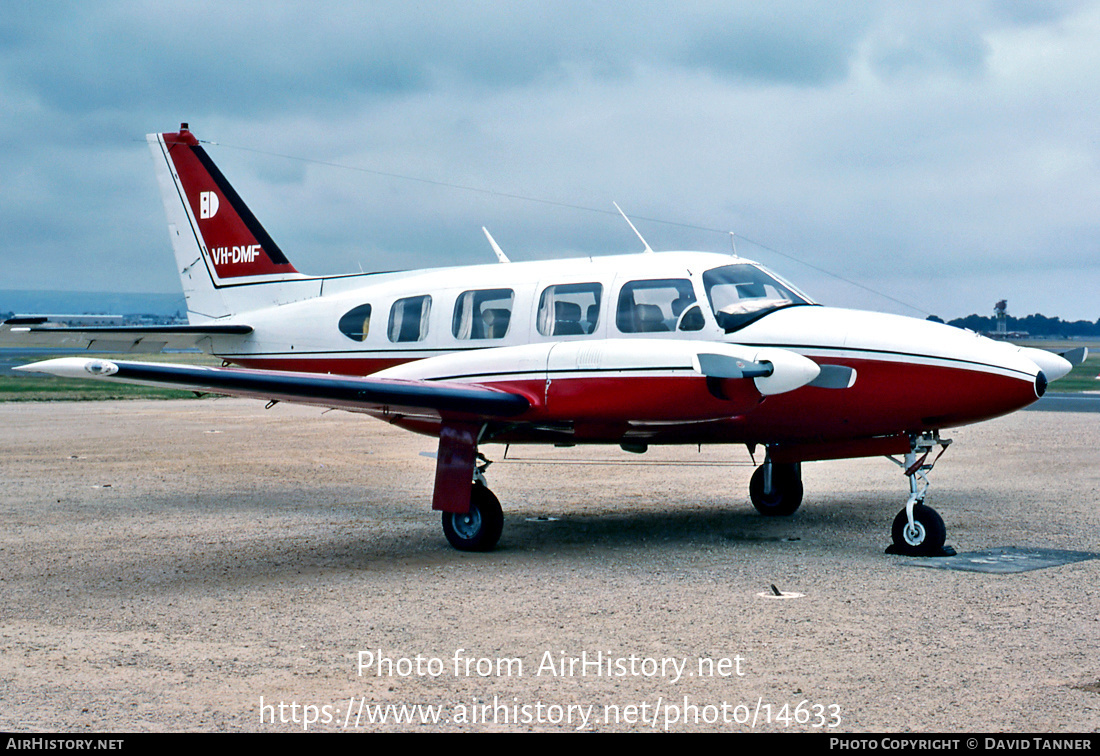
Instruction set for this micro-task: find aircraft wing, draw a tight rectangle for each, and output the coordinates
[1,319,252,353]
[13,357,531,419]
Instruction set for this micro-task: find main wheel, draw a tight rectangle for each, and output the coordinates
[890,503,946,556]
[749,463,803,516]
[442,484,503,552]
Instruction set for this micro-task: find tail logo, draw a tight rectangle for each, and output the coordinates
[200,191,220,219]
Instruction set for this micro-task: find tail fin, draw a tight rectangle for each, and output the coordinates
[148,124,303,320]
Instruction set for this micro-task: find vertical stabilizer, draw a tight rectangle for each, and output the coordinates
[148,124,303,321]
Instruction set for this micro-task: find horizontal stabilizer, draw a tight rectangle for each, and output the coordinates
[1,321,252,353]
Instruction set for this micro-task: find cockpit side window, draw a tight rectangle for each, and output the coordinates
[702,264,811,332]
[615,279,697,334]
[337,303,372,342]
[452,288,514,340]
[388,295,432,342]
[537,283,602,336]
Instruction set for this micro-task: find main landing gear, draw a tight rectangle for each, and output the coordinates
[886,432,954,557]
[749,459,804,517]
[442,482,503,552]
[439,452,504,552]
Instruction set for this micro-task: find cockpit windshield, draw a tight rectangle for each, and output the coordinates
[702,264,814,332]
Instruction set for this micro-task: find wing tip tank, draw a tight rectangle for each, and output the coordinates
[13,358,120,378]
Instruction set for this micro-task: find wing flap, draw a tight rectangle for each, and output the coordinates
[14,358,531,418]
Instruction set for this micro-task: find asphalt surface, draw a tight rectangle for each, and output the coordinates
[1,399,1097,733]
[1028,393,1100,412]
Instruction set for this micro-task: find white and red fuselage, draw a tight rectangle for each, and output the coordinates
[178,249,1054,460]
[137,126,1064,463]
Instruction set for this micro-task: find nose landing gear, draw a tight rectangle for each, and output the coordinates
[886,432,955,557]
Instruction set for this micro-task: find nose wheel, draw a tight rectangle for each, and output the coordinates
[885,432,955,557]
[890,503,946,556]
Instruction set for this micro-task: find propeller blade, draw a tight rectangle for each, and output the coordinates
[695,352,773,380]
[808,364,857,389]
[1058,346,1088,366]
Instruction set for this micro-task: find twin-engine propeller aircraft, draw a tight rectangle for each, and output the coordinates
[6,125,1084,555]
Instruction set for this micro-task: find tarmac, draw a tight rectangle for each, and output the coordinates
[1028,392,1100,413]
[1,398,1097,733]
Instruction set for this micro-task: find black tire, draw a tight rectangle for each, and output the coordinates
[442,484,503,552]
[891,503,946,556]
[749,463,803,516]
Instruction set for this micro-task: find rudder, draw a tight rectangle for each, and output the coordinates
[148,124,303,320]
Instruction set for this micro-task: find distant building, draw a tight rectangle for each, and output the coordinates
[986,299,1028,340]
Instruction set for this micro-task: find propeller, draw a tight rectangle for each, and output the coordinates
[694,352,773,380]
[808,364,857,389]
[695,352,856,393]
[1057,346,1088,366]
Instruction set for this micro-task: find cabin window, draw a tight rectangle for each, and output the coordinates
[452,288,514,340]
[388,295,432,342]
[615,278,698,333]
[536,283,602,336]
[337,304,372,342]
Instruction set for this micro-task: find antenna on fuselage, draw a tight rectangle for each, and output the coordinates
[482,227,511,263]
[730,232,739,258]
[613,202,654,254]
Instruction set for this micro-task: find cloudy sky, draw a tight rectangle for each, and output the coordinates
[2,1,1098,320]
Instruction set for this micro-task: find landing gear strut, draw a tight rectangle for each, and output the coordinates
[749,457,803,516]
[886,432,954,557]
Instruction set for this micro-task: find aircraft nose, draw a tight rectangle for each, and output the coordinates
[1016,346,1073,382]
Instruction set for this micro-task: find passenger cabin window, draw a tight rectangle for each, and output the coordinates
[702,264,811,332]
[615,279,702,333]
[388,295,432,342]
[452,288,514,340]
[337,303,372,342]
[537,283,602,336]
